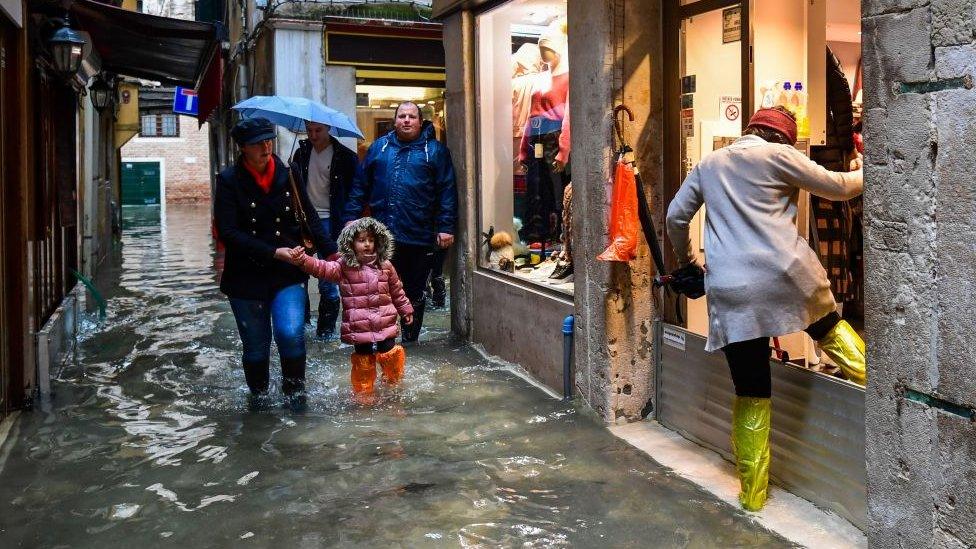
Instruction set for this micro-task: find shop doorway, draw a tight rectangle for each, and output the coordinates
[121,160,163,206]
[661,0,865,372]
[662,0,750,334]
[656,0,866,529]
[354,85,446,158]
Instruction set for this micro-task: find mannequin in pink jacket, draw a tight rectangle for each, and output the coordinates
[284,217,413,401]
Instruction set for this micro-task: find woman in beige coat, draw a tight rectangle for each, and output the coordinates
[666,106,865,512]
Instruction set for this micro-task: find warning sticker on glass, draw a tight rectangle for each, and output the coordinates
[662,326,686,351]
[720,95,741,123]
[723,6,741,43]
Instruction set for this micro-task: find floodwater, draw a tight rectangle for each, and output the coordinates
[0,206,792,548]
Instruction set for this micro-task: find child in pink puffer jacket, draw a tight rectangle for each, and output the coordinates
[285,217,413,399]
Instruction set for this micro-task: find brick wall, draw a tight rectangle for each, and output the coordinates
[121,117,212,204]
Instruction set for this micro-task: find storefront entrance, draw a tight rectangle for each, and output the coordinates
[657,0,866,528]
[354,85,446,159]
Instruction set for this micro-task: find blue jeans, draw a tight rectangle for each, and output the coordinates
[316,216,340,301]
[229,283,307,363]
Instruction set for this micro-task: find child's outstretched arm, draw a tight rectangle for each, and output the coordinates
[296,252,343,283]
[386,262,414,319]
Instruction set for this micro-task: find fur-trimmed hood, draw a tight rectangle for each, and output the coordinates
[337,217,395,267]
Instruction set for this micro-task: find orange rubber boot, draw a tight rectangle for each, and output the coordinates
[377,345,406,385]
[350,353,377,397]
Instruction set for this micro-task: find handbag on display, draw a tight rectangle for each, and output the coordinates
[286,165,317,254]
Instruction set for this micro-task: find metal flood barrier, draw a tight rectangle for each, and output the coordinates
[655,322,866,529]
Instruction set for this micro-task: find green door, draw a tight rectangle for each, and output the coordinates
[121,161,161,206]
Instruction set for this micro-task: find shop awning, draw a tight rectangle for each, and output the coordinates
[69,0,218,89]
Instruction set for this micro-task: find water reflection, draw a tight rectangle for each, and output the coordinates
[0,206,792,547]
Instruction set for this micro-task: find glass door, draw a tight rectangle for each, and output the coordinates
[663,0,750,334]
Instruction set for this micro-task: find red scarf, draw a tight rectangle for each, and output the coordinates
[243,158,276,193]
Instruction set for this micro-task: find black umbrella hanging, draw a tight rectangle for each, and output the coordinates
[611,105,704,299]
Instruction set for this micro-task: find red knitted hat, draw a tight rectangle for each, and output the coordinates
[747,108,797,145]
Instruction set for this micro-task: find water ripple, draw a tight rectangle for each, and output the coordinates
[0,206,794,548]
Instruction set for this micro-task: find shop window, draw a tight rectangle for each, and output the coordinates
[476,0,573,294]
[140,113,180,137]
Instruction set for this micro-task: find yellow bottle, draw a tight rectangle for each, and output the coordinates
[794,82,809,140]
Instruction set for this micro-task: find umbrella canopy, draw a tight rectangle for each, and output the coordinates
[232,95,364,139]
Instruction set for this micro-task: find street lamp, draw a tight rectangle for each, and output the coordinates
[48,15,86,75]
[90,75,113,111]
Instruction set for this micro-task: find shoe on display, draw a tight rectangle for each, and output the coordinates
[531,262,556,279]
[549,274,573,285]
[548,261,574,280]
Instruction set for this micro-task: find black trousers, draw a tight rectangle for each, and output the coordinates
[722,312,841,398]
[391,242,436,341]
[520,130,569,244]
[354,337,396,355]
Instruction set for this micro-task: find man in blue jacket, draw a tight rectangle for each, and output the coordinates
[344,101,457,343]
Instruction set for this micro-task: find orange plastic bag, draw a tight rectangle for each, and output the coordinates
[598,158,639,262]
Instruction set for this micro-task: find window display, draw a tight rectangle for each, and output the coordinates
[477,0,573,294]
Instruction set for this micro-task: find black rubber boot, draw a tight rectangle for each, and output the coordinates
[316,297,341,338]
[402,300,425,344]
[242,359,270,395]
[281,355,306,395]
[430,275,446,308]
[280,355,307,412]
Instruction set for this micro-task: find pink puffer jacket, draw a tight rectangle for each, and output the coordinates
[300,218,413,345]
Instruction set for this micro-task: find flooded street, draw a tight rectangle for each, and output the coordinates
[0,206,791,547]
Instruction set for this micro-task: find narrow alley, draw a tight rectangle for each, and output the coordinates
[0,206,790,547]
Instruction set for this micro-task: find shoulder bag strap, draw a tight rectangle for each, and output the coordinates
[287,165,316,251]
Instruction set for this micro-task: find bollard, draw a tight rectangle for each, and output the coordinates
[562,315,575,401]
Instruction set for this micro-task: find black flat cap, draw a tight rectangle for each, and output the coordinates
[232,117,276,145]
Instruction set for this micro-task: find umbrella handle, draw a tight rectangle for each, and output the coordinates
[288,131,299,162]
[613,104,634,150]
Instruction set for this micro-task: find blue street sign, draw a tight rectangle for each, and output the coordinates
[173,86,199,116]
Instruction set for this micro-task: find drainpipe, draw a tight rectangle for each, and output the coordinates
[237,54,249,104]
[562,315,575,401]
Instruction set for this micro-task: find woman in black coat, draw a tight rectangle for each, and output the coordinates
[214,118,337,405]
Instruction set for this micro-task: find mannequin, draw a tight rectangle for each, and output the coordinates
[512,42,544,140]
[512,43,544,226]
[517,18,571,246]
